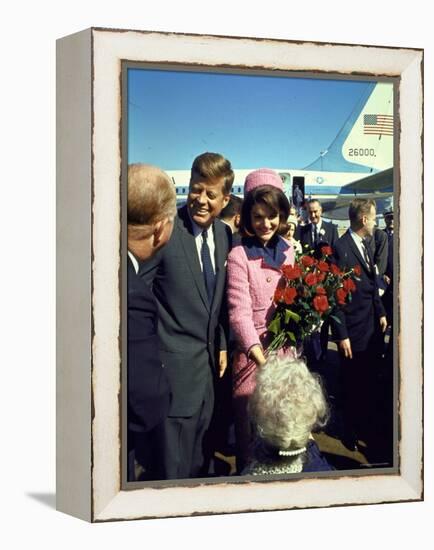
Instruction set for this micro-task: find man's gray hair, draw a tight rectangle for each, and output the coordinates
[128,163,177,228]
[348,198,376,227]
[250,356,329,451]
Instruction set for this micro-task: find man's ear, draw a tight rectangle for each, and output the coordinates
[152,220,165,248]
[234,213,241,229]
[222,194,230,210]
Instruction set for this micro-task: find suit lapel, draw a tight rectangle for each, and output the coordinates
[345,231,371,276]
[323,221,330,243]
[210,220,227,313]
[304,224,313,248]
[177,208,210,312]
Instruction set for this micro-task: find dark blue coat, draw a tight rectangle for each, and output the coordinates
[331,231,386,352]
[128,256,171,433]
[296,220,339,255]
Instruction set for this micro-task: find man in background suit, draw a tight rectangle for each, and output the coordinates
[219,193,242,244]
[140,152,234,479]
[382,208,394,322]
[297,199,339,360]
[127,164,177,481]
[331,198,388,457]
[297,198,339,254]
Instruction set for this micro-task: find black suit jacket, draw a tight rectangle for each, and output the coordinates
[366,228,388,277]
[127,256,171,433]
[139,205,231,417]
[296,220,339,255]
[331,231,386,352]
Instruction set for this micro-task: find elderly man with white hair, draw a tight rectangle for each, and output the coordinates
[127,163,177,481]
[243,356,332,475]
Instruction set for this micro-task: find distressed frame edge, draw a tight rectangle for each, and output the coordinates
[56,27,93,522]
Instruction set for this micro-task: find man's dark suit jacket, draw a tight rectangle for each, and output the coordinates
[331,230,386,353]
[296,220,339,254]
[127,256,171,433]
[367,228,388,277]
[139,205,231,417]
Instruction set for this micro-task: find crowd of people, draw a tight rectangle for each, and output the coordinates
[127,152,394,482]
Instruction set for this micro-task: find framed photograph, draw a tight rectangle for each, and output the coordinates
[56,27,423,522]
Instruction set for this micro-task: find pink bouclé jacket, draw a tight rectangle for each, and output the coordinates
[227,236,295,397]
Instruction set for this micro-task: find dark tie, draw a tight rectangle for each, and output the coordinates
[201,229,216,304]
[361,239,372,271]
[313,225,318,245]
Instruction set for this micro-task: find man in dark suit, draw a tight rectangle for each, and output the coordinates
[297,199,339,360]
[140,152,234,479]
[219,193,242,246]
[331,198,388,456]
[383,208,394,241]
[296,198,339,254]
[382,209,394,322]
[127,164,177,481]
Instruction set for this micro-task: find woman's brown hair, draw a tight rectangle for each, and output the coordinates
[240,185,290,237]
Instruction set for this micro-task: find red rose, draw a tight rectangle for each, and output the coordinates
[353,264,362,276]
[343,278,356,292]
[301,255,315,267]
[336,287,348,305]
[282,264,302,280]
[274,288,284,302]
[317,272,326,282]
[321,246,333,256]
[304,272,318,286]
[317,260,330,273]
[313,294,329,313]
[316,286,326,295]
[330,263,341,276]
[283,286,297,305]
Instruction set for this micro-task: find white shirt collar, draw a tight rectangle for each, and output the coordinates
[128,250,139,274]
[187,214,216,272]
[188,211,213,237]
[311,220,322,236]
[349,227,364,245]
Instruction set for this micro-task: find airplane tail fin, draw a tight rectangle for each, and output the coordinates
[304,82,393,174]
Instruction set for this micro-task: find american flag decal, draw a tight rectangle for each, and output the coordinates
[363,114,394,136]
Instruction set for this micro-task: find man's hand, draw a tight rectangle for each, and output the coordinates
[218,350,228,378]
[379,316,388,332]
[338,338,353,359]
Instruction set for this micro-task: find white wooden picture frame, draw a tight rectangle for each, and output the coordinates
[56,27,423,522]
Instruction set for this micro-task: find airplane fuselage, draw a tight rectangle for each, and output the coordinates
[167,168,379,203]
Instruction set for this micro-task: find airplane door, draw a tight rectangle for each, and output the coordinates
[292,176,305,210]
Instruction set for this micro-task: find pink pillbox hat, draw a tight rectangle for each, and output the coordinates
[244,168,283,196]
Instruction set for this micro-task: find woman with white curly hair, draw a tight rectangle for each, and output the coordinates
[243,356,332,475]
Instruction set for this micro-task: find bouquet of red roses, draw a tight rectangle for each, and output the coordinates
[267,245,361,352]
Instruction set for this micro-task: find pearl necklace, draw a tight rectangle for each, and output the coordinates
[278,446,307,457]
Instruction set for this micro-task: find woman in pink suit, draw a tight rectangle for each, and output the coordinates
[227,169,295,472]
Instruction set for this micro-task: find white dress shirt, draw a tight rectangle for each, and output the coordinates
[349,229,371,270]
[311,220,323,242]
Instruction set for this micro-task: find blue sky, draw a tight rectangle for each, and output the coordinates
[127,68,375,170]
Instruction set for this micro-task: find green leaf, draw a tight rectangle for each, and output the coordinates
[268,315,281,335]
[329,314,342,325]
[286,331,297,344]
[284,309,301,324]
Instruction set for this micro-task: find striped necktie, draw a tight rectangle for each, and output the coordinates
[313,225,318,245]
[201,229,216,304]
[361,239,372,271]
